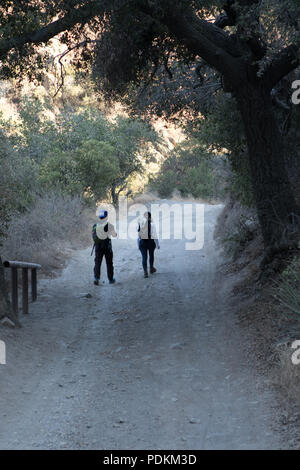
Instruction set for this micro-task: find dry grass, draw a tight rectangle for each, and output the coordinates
[2,191,93,275]
[273,259,300,408]
[275,345,300,404]
[275,258,300,316]
[216,199,300,422]
[131,190,222,206]
[129,191,159,206]
[214,198,259,259]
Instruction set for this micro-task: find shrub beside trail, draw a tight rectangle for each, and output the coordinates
[2,192,93,276]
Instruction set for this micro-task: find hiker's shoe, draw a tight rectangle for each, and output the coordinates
[144,271,149,278]
[109,278,116,284]
[94,279,99,286]
[150,267,157,274]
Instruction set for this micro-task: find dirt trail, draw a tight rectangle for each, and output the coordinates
[0,202,282,449]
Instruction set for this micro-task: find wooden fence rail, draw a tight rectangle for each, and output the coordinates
[3,261,42,317]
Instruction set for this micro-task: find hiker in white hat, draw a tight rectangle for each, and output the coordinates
[92,210,117,285]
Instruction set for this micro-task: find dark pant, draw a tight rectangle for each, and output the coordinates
[139,240,155,273]
[94,245,114,281]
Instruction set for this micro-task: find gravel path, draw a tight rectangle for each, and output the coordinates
[0,202,282,449]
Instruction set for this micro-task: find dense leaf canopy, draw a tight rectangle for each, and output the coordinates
[1,1,299,91]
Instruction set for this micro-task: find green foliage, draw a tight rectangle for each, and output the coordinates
[39,150,82,195]
[73,139,119,199]
[150,140,226,200]
[41,112,157,202]
[228,163,256,207]
[0,0,299,262]
[1,94,158,208]
[109,116,158,183]
[189,91,255,207]
[55,109,110,153]
[150,170,178,199]
[0,128,37,243]
[180,166,214,199]
[17,97,58,162]
[37,107,119,199]
[192,93,245,155]
[0,1,103,80]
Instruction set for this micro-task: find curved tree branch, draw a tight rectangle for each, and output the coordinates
[154,6,246,88]
[0,1,104,60]
[263,45,299,90]
[214,0,236,29]
[215,0,266,60]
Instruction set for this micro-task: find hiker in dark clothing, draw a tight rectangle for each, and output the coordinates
[93,210,117,285]
[138,211,160,278]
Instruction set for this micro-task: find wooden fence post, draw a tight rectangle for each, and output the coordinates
[31,268,37,302]
[11,267,18,316]
[3,261,41,317]
[22,268,29,314]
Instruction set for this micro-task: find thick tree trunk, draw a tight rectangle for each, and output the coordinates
[235,83,300,251]
[111,184,119,207]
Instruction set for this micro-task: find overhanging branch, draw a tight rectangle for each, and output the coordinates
[263,45,299,90]
[0,1,104,60]
[152,5,246,87]
[215,0,266,60]
[214,0,236,29]
[50,38,97,97]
